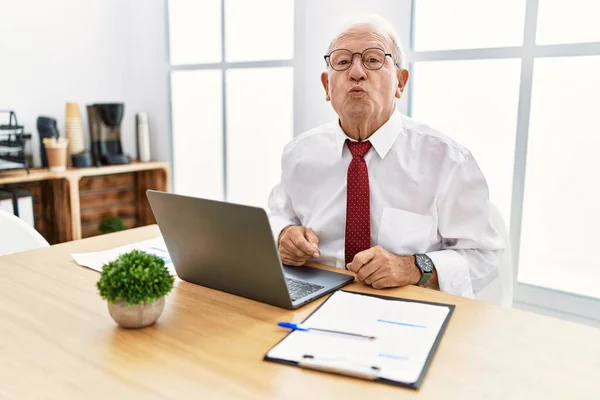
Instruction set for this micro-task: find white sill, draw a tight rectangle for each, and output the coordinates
[513,282,600,328]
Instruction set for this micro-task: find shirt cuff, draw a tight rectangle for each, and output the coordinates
[426,250,474,298]
[268,216,296,244]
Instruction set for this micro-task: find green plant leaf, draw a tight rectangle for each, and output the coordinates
[96,249,174,305]
[99,217,126,234]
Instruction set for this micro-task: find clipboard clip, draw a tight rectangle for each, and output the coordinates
[299,355,381,380]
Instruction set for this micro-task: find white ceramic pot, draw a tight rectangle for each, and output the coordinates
[107,297,165,329]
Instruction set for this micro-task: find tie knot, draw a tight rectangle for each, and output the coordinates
[346,140,372,158]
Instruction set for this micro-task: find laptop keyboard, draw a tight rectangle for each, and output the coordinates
[285,277,324,301]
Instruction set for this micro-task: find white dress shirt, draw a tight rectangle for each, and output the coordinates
[268,110,504,298]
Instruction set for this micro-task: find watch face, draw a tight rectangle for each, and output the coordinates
[416,254,434,273]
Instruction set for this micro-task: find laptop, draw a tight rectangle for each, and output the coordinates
[146,190,354,309]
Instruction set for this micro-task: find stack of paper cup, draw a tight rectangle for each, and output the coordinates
[65,102,85,166]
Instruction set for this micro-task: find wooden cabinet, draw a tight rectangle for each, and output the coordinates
[0,162,169,244]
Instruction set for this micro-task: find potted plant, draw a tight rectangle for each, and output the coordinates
[99,216,126,234]
[97,249,174,328]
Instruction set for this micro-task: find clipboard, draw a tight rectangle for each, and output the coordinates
[264,290,455,389]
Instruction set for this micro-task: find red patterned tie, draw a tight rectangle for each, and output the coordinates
[345,139,372,265]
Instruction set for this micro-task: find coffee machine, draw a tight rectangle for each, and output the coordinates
[86,103,131,166]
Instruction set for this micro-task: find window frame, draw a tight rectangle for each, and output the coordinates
[165,0,296,200]
[408,0,600,321]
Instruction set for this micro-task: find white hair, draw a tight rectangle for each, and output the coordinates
[326,14,406,69]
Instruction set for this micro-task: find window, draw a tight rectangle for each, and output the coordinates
[168,0,221,65]
[167,0,294,208]
[519,55,600,298]
[411,59,521,227]
[412,0,526,51]
[225,0,294,62]
[226,67,293,207]
[170,70,223,200]
[410,0,600,316]
[536,0,600,45]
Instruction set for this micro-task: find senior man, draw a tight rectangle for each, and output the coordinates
[267,15,503,298]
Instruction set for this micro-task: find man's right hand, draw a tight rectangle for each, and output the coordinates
[278,226,320,266]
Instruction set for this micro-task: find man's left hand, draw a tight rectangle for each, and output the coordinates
[346,246,421,289]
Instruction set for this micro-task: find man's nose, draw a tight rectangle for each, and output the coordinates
[348,54,367,81]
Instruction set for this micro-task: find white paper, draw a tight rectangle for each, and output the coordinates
[71,237,176,276]
[267,291,450,384]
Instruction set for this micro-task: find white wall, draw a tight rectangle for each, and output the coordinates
[295,0,412,135]
[0,0,170,166]
[123,0,170,164]
[0,0,411,165]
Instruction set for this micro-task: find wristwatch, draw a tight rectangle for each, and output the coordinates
[414,254,435,286]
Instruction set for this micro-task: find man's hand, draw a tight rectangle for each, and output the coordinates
[278,226,320,266]
[346,246,421,289]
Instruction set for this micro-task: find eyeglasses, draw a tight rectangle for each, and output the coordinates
[324,48,394,71]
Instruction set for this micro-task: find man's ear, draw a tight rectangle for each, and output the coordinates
[395,68,409,99]
[321,72,330,101]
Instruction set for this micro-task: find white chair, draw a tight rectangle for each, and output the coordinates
[0,210,50,256]
[474,203,514,307]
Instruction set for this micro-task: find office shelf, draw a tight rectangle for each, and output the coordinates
[0,161,170,244]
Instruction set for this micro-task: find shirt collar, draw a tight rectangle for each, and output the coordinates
[334,110,403,159]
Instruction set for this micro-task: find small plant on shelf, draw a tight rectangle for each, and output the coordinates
[97,249,174,328]
[99,216,126,234]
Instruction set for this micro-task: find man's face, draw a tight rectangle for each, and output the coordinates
[321,27,408,122]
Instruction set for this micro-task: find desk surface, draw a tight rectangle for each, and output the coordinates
[1,226,599,399]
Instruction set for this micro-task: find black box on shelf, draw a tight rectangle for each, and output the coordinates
[0,110,31,173]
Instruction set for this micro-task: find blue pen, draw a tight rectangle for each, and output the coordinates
[278,322,376,340]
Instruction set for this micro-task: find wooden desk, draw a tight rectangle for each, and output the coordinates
[1,226,599,399]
